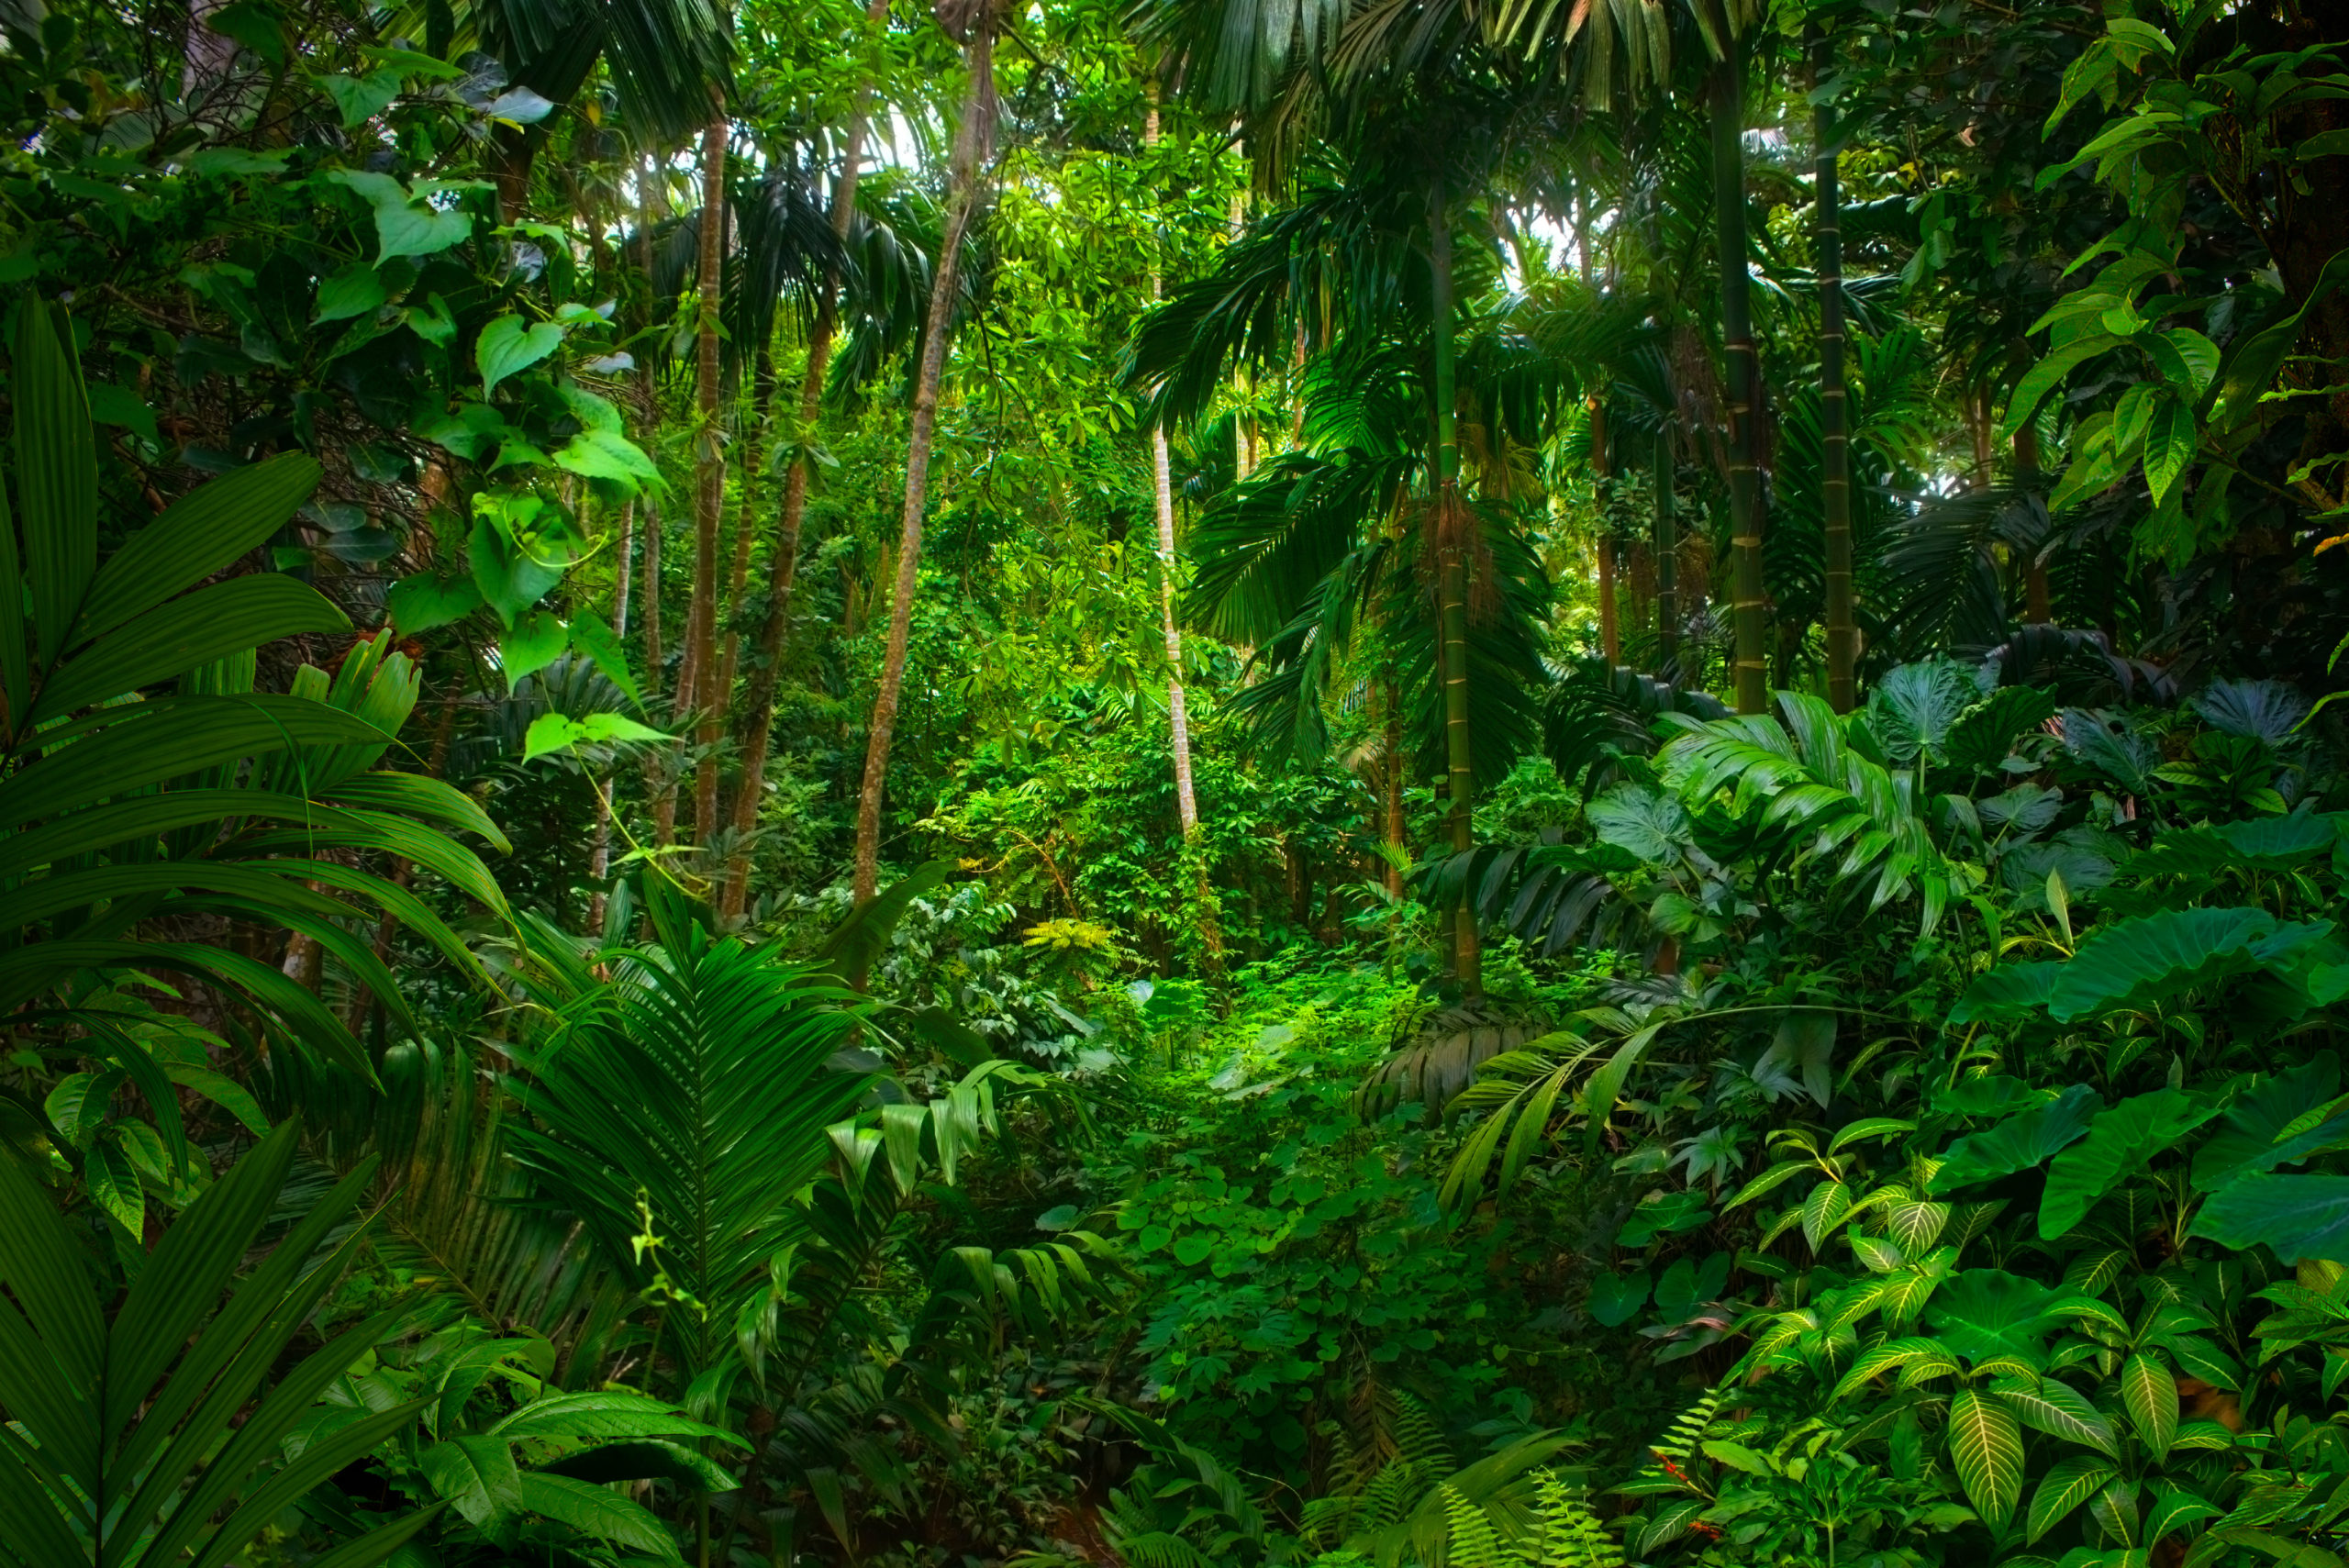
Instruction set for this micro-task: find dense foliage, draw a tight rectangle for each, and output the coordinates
[4,0,2348,1563]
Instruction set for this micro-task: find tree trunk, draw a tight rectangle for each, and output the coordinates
[852,26,995,906]
[644,495,676,847]
[1382,673,1404,898]
[2017,422,2052,622]
[1815,33,1856,715]
[1713,48,1767,716]
[1590,398,1619,664]
[1430,192,1478,996]
[689,108,729,851]
[719,0,893,917]
[589,500,635,937]
[714,350,775,708]
[1147,97,1201,840]
[1655,424,1679,680]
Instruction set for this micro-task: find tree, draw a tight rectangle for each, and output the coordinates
[852,0,1000,906]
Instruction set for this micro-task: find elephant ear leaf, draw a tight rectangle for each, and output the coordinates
[2191,1174,2349,1265]
[1962,908,2335,1025]
[2191,1052,2347,1191]
[1931,1084,2100,1193]
[2038,1088,2214,1240]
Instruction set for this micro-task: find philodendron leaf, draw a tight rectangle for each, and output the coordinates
[500,610,567,686]
[1588,1268,1650,1328]
[2038,1087,2215,1240]
[478,314,564,397]
[2191,1174,2349,1264]
[1931,1084,2101,1194]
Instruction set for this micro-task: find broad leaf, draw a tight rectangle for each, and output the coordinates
[2191,1174,2349,1264]
[1946,1389,2025,1528]
[2039,1088,2214,1240]
[1931,1085,2100,1193]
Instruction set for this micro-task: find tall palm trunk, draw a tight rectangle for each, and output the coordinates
[1430,193,1478,995]
[1655,423,1678,679]
[852,23,995,906]
[1814,35,1856,715]
[1381,673,1404,897]
[718,0,894,918]
[689,109,729,850]
[1712,47,1767,715]
[1148,95,1200,840]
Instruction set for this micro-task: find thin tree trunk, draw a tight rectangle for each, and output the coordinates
[720,0,893,917]
[852,27,994,906]
[1146,96,1201,840]
[689,108,729,851]
[1815,32,1857,715]
[715,350,776,706]
[589,502,635,936]
[2017,422,2052,622]
[1590,398,1619,663]
[1713,47,1768,715]
[1655,423,1679,680]
[1430,191,1478,996]
[644,495,676,847]
[1382,673,1404,898]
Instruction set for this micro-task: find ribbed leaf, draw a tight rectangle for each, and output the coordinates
[70,453,322,643]
[29,574,349,725]
[516,1473,682,1558]
[1946,1389,2024,1527]
[2121,1352,2178,1459]
[15,303,96,670]
[2027,1455,2118,1544]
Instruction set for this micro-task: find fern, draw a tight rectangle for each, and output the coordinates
[1441,1482,1510,1568]
[1525,1474,1625,1568]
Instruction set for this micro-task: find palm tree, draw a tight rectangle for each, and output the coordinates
[852,0,1000,906]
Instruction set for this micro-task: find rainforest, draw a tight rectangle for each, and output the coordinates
[5,0,2349,1564]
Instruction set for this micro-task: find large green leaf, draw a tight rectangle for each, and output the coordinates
[1961,909,2333,1023]
[1926,1270,2064,1367]
[515,1473,680,1559]
[2191,1174,2349,1264]
[69,453,322,644]
[2191,1053,2347,1191]
[1931,1085,2100,1193]
[31,574,350,723]
[2039,1088,2215,1240]
[14,302,95,670]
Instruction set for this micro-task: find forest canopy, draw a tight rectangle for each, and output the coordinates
[4,0,2349,1564]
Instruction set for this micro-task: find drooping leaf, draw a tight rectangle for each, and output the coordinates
[2039,1088,2215,1240]
[2190,1174,2349,1264]
[1931,1085,2101,1194]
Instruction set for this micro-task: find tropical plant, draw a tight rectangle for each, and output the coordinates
[0,1121,437,1568]
[3,303,509,1132]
